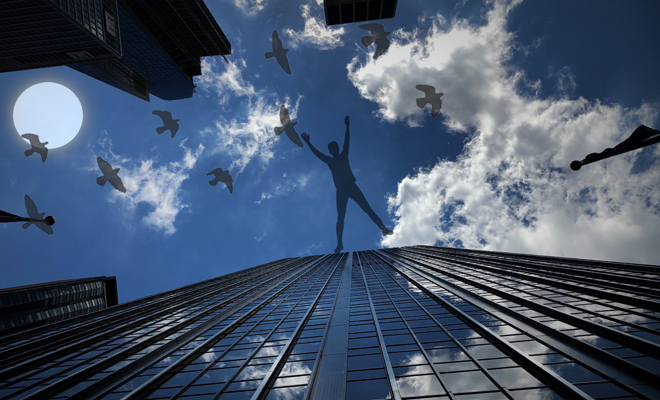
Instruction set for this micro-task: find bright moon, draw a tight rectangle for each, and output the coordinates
[13,82,83,149]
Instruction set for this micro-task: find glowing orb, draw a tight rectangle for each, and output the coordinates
[13,82,83,149]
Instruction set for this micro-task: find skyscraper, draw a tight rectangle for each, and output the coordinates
[324,0,398,26]
[0,0,231,101]
[0,246,658,400]
[0,276,118,335]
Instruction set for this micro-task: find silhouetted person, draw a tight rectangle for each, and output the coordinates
[416,85,443,117]
[571,124,660,170]
[265,30,291,75]
[302,116,393,253]
[21,133,48,162]
[23,195,54,235]
[274,105,303,147]
[208,168,233,194]
[96,157,127,193]
[152,110,180,138]
[360,24,391,59]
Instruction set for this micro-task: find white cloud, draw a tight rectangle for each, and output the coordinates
[196,58,255,104]
[233,0,268,16]
[255,173,311,204]
[315,0,323,6]
[285,4,345,50]
[202,96,301,173]
[353,0,660,264]
[103,141,205,236]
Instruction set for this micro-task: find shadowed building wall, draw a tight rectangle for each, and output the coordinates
[0,276,118,336]
[0,246,659,399]
[324,0,398,26]
[0,0,230,101]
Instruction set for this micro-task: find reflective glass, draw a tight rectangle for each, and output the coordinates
[265,386,306,400]
[347,368,387,381]
[427,347,470,363]
[346,378,391,400]
[543,363,602,383]
[347,354,384,370]
[488,367,543,389]
[441,370,498,393]
[396,374,446,397]
[389,351,426,366]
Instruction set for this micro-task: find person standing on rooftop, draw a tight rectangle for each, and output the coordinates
[302,115,393,253]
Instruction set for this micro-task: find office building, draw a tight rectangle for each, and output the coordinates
[0,276,118,335]
[324,0,398,26]
[0,0,231,101]
[0,246,658,400]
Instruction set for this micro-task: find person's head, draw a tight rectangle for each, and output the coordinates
[328,141,340,157]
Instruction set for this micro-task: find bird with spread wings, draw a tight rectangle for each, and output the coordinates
[96,157,127,193]
[265,30,292,75]
[152,110,180,138]
[274,105,303,147]
[21,133,48,162]
[208,168,233,194]
[360,23,391,59]
[415,85,444,118]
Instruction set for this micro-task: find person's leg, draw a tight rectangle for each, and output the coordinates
[348,184,384,227]
[335,189,349,253]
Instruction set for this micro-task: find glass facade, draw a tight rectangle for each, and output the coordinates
[0,0,121,72]
[0,0,230,101]
[0,246,659,400]
[0,277,118,335]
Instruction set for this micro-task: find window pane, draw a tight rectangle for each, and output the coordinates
[441,371,498,393]
[397,374,446,397]
[346,378,391,400]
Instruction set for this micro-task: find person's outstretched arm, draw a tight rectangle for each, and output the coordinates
[342,116,350,157]
[302,133,330,163]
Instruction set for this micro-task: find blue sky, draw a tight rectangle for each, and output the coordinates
[1,0,659,303]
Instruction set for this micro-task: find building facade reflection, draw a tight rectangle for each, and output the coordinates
[0,246,659,400]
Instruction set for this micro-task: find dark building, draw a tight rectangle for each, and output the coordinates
[0,246,659,400]
[0,0,230,101]
[324,0,398,26]
[0,276,118,336]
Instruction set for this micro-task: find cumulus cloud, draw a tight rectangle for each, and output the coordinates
[100,140,204,236]
[354,0,660,264]
[202,96,301,173]
[285,4,345,50]
[233,0,268,16]
[196,58,255,104]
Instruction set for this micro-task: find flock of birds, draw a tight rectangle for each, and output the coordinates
[16,22,444,235]
[266,24,445,115]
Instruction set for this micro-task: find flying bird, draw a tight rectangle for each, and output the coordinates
[21,133,48,162]
[360,23,391,59]
[23,195,54,235]
[152,110,180,138]
[207,168,233,194]
[265,30,291,75]
[96,157,127,193]
[415,85,444,117]
[274,105,303,147]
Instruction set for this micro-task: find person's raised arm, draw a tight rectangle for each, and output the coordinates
[302,133,330,163]
[342,115,350,156]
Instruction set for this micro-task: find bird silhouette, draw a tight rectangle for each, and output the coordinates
[152,110,180,138]
[207,168,233,194]
[23,195,54,235]
[265,30,291,75]
[21,133,48,162]
[415,85,444,117]
[360,23,391,59]
[96,157,127,193]
[274,105,303,147]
